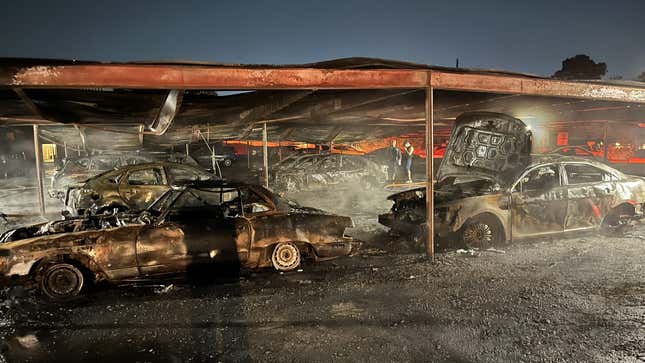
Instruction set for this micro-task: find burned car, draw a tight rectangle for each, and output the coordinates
[50,152,199,199]
[379,112,645,248]
[0,181,356,299]
[65,162,217,216]
[271,153,387,193]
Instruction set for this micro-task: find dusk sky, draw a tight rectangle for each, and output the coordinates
[1,0,643,78]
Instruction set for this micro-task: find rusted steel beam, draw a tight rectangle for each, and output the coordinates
[429,71,645,103]
[33,125,46,216]
[2,65,428,89]
[262,122,269,188]
[425,87,434,260]
[3,63,644,103]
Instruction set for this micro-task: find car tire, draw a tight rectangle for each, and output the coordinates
[271,242,301,271]
[461,214,503,249]
[39,263,85,300]
[601,204,635,234]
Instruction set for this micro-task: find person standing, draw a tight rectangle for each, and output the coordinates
[403,140,414,183]
[388,139,402,182]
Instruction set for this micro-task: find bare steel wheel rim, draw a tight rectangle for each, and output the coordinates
[43,264,84,298]
[463,222,493,248]
[272,242,301,271]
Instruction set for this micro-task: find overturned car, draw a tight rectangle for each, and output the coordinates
[1,181,357,299]
[379,112,645,248]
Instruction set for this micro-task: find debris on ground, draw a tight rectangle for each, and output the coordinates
[154,284,176,294]
[485,248,506,254]
[455,248,479,257]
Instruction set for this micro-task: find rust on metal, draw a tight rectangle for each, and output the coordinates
[2,65,428,90]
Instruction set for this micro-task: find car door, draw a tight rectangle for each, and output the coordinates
[235,186,277,251]
[168,187,252,264]
[136,187,252,275]
[563,162,616,231]
[510,163,567,238]
[118,165,170,210]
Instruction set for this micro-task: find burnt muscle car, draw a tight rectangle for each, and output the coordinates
[271,153,387,193]
[379,112,645,248]
[65,162,217,216]
[0,181,357,299]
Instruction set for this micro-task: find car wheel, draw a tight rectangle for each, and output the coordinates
[271,242,301,271]
[601,204,635,234]
[39,263,85,300]
[223,158,233,167]
[461,214,502,249]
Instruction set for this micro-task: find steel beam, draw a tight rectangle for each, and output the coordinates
[262,122,269,188]
[33,125,46,216]
[425,87,434,260]
[2,65,427,90]
[430,71,645,103]
[2,64,645,103]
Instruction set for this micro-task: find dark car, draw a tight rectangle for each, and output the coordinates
[65,162,217,216]
[0,181,357,299]
[49,152,198,199]
[379,112,645,248]
[271,153,387,193]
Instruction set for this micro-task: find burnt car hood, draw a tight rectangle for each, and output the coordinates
[436,112,532,187]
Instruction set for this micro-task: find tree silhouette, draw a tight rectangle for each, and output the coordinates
[637,71,645,82]
[552,55,607,80]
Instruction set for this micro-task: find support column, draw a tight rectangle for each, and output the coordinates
[602,121,609,161]
[33,125,46,216]
[262,122,269,188]
[425,87,434,260]
[247,140,251,169]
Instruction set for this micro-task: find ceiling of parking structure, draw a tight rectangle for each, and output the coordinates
[3,88,645,151]
[0,58,644,150]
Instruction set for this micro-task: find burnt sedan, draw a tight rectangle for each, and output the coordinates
[271,153,387,193]
[379,112,645,248]
[0,181,356,299]
[65,162,217,216]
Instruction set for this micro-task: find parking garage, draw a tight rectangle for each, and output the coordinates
[1,57,645,361]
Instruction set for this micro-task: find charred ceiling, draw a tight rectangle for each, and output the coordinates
[0,57,643,151]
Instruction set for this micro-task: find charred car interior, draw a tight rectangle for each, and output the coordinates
[0,56,644,362]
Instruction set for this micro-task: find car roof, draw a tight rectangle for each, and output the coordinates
[527,154,622,173]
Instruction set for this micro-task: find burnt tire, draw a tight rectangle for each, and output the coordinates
[601,204,635,234]
[39,263,85,300]
[271,242,301,272]
[461,214,503,249]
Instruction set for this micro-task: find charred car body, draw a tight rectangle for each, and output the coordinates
[379,112,645,248]
[65,162,217,216]
[271,153,387,193]
[50,152,199,199]
[1,181,356,299]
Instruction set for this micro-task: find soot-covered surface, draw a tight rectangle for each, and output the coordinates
[1,187,644,362]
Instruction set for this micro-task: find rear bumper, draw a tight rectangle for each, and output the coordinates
[312,239,359,258]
